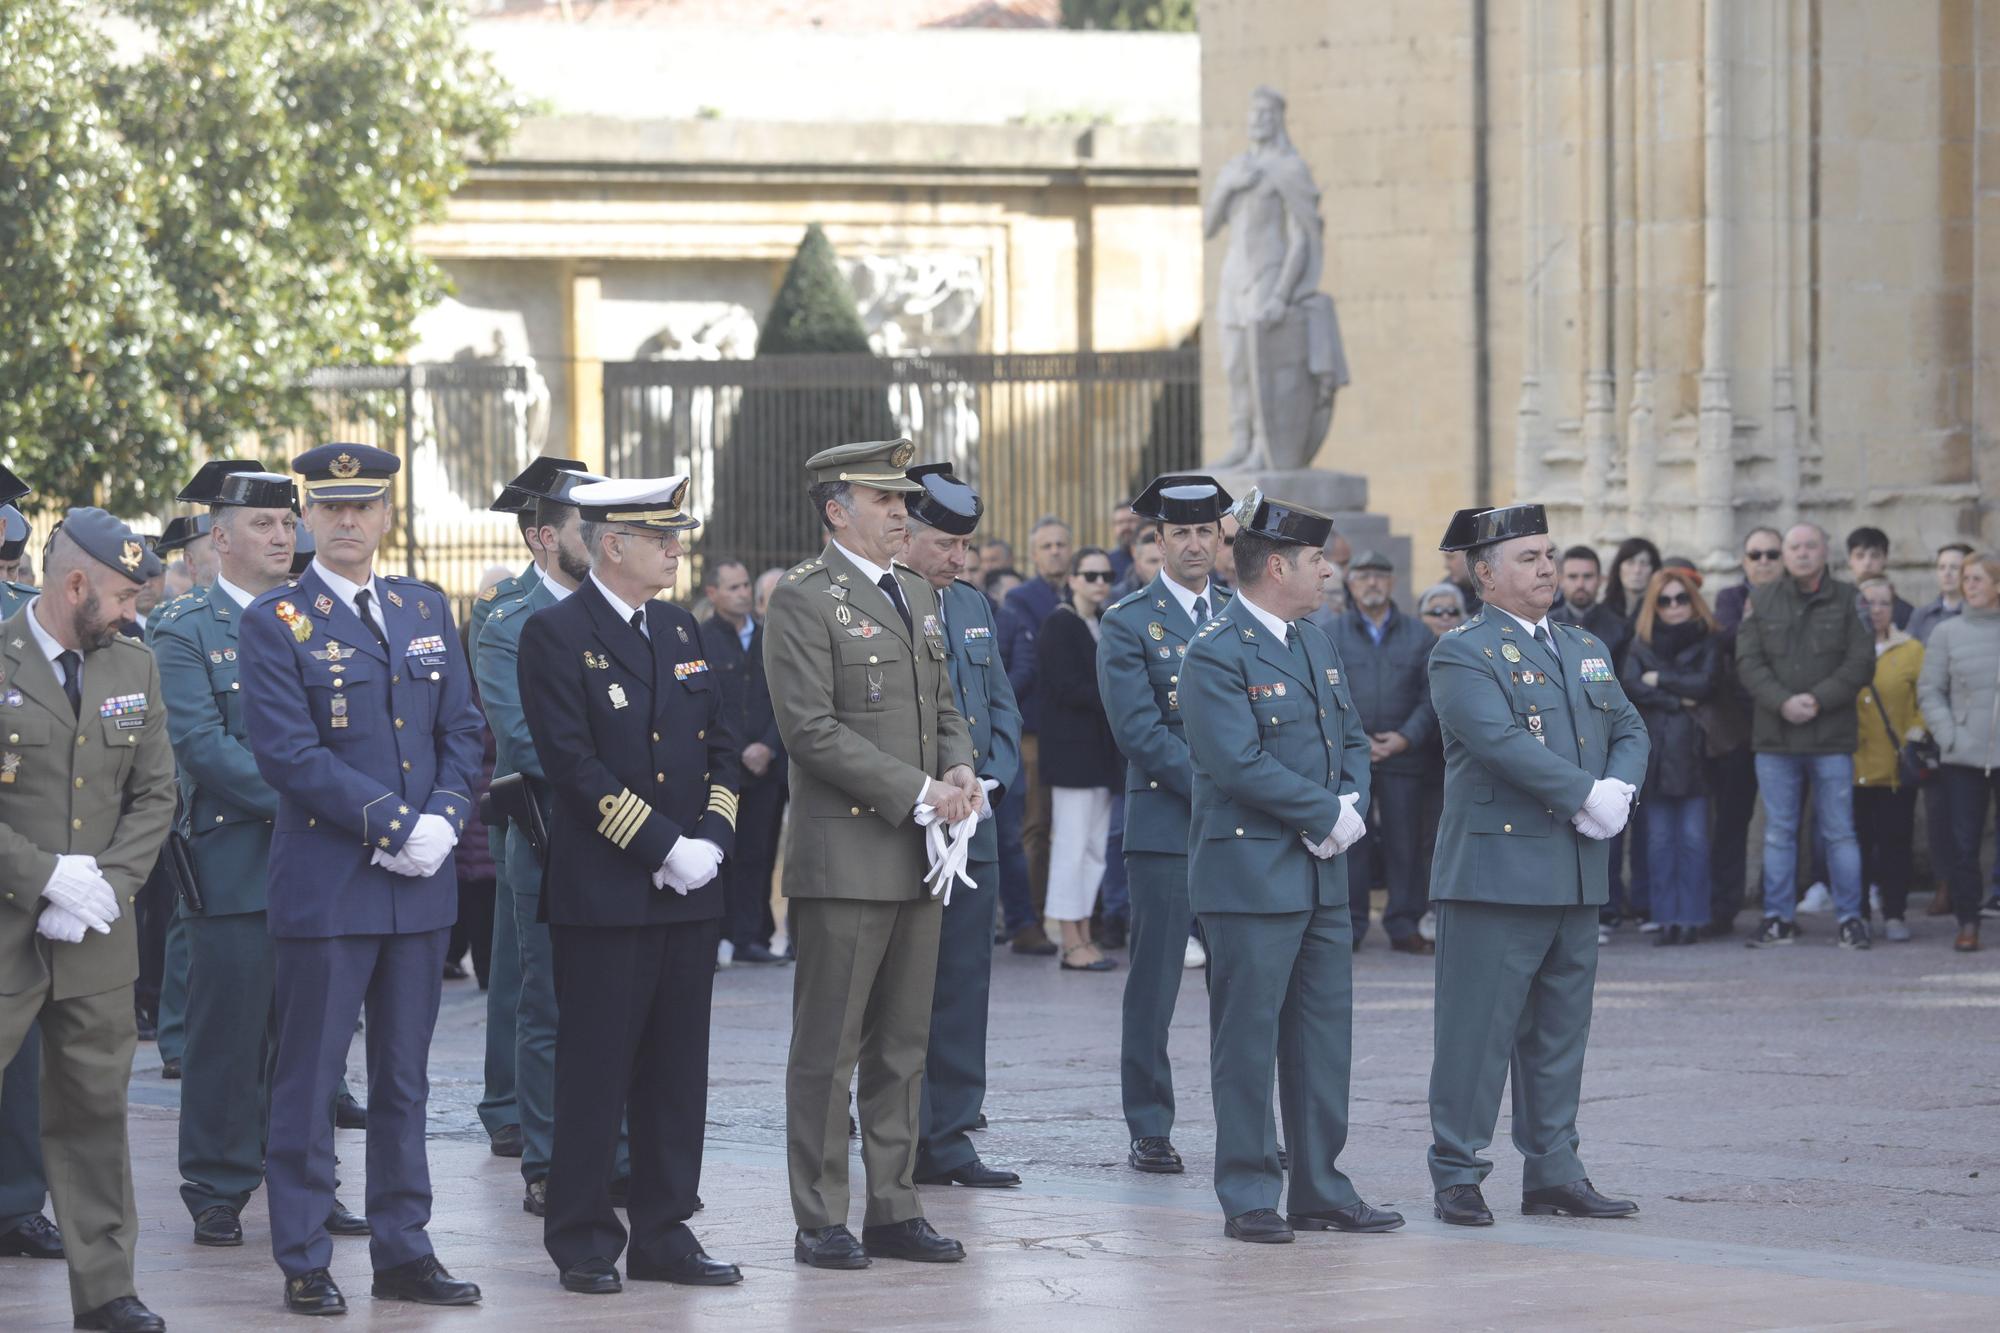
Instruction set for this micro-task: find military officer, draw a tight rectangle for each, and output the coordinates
[900,464,1024,1191]
[0,508,176,1332]
[1425,504,1648,1226]
[1179,490,1401,1245]
[240,444,484,1315]
[0,501,31,582]
[1097,474,1232,1176]
[765,438,980,1270]
[154,463,368,1249]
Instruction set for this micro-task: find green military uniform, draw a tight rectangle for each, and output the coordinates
[764,441,974,1239]
[1424,509,1648,1203]
[0,577,51,1248]
[1181,581,1372,1223]
[0,522,177,1318]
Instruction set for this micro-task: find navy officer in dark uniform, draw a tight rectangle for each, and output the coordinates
[516,475,743,1295]
[239,444,485,1315]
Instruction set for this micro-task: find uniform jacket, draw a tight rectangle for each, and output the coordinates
[940,578,1022,864]
[700,612,787,789]
[239,566,483,938]
[1180,598,1371,915]
[467,561,537,675]
[0,606,176,1000]
[1427,610,1649,907]
[153,588,280,916]
[1736,573,1875,755]
[1034,605,1122,789]
[517,579,740,927]
[1326,603,1439,776]
[1618,625,1722,800]
[762,543,974,902]
[1097,572,1232,855]
[0,580,36,621]
[475,578,555,788]
[1857,633,1924,787]
[1916,608,2000,772]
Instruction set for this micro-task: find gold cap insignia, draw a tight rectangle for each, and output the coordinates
[329,452,361,479]
[119,540,143,571]
[890,441,915,468]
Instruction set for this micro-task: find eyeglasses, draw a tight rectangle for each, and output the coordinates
[1075,569,1114,584]
[1422,606,1463,618]
[1657,592,1691,607]
[1745,549,1782,562]
[617,528,677,552]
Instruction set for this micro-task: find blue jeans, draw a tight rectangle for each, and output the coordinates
[1642,794,1711,929]
[1755,753,1864,923]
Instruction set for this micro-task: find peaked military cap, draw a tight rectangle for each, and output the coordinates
[155,514,214,554]
[0,505,29,561]
[805,438,922,491]
[1132,473,1233,526]
[1231,487,1335,549]
[177,459,265,505]
[1349,548,1394,572]
[572,475,700,531]
[60,507,164,584]
[290,525,316,576]
[1438,504,1547,552]
[904,463,983,535]
[293,443,399,501]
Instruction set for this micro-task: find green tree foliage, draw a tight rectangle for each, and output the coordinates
[1060,0,1198,32]
[708,224,898,575]
[0,1,516,511]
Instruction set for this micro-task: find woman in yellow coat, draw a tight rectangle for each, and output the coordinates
[1853,576,1928,941]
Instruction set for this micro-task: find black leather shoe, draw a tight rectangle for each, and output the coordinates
[1129,1136,1184,1174]
[794,1225,870,1270]
[159,1057,181,1080]
[916,1158,1020,1188]
[135,1016,158,1042]
[325,1200,369,1236]
[0,1213,64,1258]
[283,1268,346,1316]
[73,1295,165,1331]
[1223,1208,1294,1244]
[489,1124,523,1158]
[559,1257,621,1295]
[862,1217,965,1263]
[1278,1146,1289,1171]
[974,1113,988,1130]
[1288,1201,1405,1233]
[193,1205,243,1247]
[733,942,787,964]
[1099,917,1129,950]
[1522,1179,1639,1219]
[1434,1184,1494,1226]
[371,1255,481,1305]
[333,1092,367,1129]
[628,1247,743,1286]
[523,1179,547,1216]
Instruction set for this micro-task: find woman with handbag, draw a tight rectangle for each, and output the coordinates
[1852,577,1928,942]
[1917,552,2000,952]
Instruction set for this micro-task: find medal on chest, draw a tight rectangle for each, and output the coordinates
[608,682,630,710]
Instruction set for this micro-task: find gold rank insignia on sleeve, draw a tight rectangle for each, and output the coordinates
[707,784,739,829]
[597,789,653,849]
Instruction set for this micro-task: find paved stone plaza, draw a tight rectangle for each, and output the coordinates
[4,907,1996,1329]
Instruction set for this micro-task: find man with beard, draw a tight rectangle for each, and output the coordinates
[0,508,176,1331]
[1549,546,1629,662]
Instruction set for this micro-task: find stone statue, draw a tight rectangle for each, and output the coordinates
[1206,85,1348,471]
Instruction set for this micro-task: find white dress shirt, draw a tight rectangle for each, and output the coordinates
[24,597,74,685]
[1161,575,1216,625]
[1231,589,1293,643]
[310,559,386,621]
[213,575,255,611]
[589,573,646,637]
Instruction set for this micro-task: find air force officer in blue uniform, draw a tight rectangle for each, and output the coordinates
[240,445,485,1316]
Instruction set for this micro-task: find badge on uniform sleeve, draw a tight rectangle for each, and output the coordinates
[608,682,630,710]
[1147,622,1165,641]
[1500,643,1522,663]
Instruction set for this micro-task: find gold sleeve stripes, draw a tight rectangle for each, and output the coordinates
[706,784,739,830]
[596,789,653,849]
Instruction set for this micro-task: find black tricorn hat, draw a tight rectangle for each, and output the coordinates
[1438,504,1548,552]
[1232,487,1334,549]
[0,462,32,509]
[214,470,297,510]
[497,456,588,510]
[155,514,214,555]
[177,459,266,505]
[0,505,29,561]
[290,525,315,576]
[904,464,983,536]
[1132,474,1233,526]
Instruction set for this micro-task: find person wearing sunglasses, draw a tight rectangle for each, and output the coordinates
[1703,528,1785,934]
[1415,583,1467,635]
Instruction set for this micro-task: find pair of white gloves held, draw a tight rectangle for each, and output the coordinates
[1300,792,1368,860]
[914,794,983,905]
[371,813,461,878]
[1572,778,1637,840]
[39,854,122,943]
[655,836,724,895]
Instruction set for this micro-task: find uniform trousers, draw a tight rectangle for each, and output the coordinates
[726,777,787,949]
[0,1027,48,1232]
[179,911,276,1217]
[1120,851,1194,1140]
[477,824,520,1140]
[0,981,138,1314]
[1199,903,1359,1220]
[917,859,998,1177]
[786,895,941,1230]
[1045,786,1113,922]
[545,918,716,1272]
[155,909,190,1064]
[269,929,447,1278]
[1427,901,1598,1193]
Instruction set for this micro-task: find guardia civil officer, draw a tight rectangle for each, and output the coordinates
[154,463,367,1249]
[1426,504,1647,1226]
[899,464,1024,1191]
[0,509,176,1332]
[516,476,743,1294]
[240,444,484,1315]
[1096,474,1231,1175]
[764,438,979,1270]
[1179,490,1401,1245]
[0,500,31,583]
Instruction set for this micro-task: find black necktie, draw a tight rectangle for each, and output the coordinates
[878,572,913,635]
[56,650,81,717]
[1192,595,1209,624]
[630,608,647,640]
[353,589,390,656]
[1285,623,1308,664]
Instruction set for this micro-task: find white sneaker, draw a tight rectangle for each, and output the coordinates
[1598,925,1612,945]
[1883,918,1912,942]
[1183,937,1207,969]
[1638,920,1663,933]
[1418,910,1437,943]
[1868,884,1882,916]
[716,938,735,969]
[1798,883,1834,914]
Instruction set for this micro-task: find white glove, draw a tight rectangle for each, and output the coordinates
[1299,831,1336,859]
[662,836,724,893]
[914,803,979,904]
[1571,778,1636,840]
[371,846,426,877]
[977,778,1000,824]
[42,854,117,933]
[401,813,459,877]
[36,903,90,944]
[652,862,686,895]
[1330,792,1367,854]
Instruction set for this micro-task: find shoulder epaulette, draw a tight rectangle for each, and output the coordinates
[785,560,827,583]
[1107,589,1147,613]
[478,585,499,602]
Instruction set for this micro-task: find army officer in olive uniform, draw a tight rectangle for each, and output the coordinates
[764,438,980,1271]
[0,509,176,1333]
[1425,504,1647,1227]
[1179,490,1401,1246]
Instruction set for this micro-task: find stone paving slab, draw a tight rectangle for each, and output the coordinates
[4,906,1996,1329]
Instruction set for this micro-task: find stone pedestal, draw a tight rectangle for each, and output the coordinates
[1212,467,1412,577]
